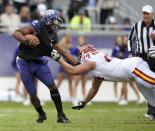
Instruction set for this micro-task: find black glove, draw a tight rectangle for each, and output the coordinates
[71,101,85,110]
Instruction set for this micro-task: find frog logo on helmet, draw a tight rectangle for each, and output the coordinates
[42,9,62,31]
[46,10,55,16]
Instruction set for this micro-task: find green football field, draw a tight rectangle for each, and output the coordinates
[0,101,155,131]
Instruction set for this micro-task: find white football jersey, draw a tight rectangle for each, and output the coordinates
[80,51,142,82]
[80,51,155,107]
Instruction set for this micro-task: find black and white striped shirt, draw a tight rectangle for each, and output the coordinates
[128,20,155,55]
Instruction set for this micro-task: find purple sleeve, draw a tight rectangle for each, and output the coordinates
[30,20,40,34]
[111,48,117,57]
[12,47,19,69]
[69,47,79,57]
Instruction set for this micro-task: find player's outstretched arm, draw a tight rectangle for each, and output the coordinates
[59,58,95,75]
[84,77,103,104]
[71,77,103,110]
[51,49,96,75]
[53,43,79,65]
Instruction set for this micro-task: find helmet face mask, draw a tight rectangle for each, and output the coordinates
[50,17,62,32]
[42,9,62,32]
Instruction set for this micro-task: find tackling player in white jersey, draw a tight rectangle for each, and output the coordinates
[51,44,155,120]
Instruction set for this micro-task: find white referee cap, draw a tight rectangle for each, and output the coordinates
[142,5,153,13]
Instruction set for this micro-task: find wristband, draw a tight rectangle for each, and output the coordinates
[24,40,30,47]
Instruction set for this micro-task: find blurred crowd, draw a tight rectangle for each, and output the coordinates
[0,0,131,34]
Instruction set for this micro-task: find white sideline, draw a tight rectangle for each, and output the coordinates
[0,77,145,102]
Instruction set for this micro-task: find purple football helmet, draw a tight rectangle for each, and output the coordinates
[42,9,62,31]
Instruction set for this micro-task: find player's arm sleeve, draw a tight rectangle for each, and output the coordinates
[30,20,40,35]
[128,24,136,53]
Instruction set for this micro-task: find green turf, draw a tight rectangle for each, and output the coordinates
[0,101,155,131]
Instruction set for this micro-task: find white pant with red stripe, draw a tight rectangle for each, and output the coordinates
[131,61,155,107]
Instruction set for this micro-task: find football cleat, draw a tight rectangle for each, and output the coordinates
[145,113,155,121]
[36,112,47,123]
[57,113,71,123]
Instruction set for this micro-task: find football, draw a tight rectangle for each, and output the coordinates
[24,34,39,43]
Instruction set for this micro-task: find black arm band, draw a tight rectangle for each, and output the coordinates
[24,40,30,47]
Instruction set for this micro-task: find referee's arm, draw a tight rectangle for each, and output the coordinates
[127,24,137,57]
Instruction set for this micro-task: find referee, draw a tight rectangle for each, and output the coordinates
[128,5,155,120]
